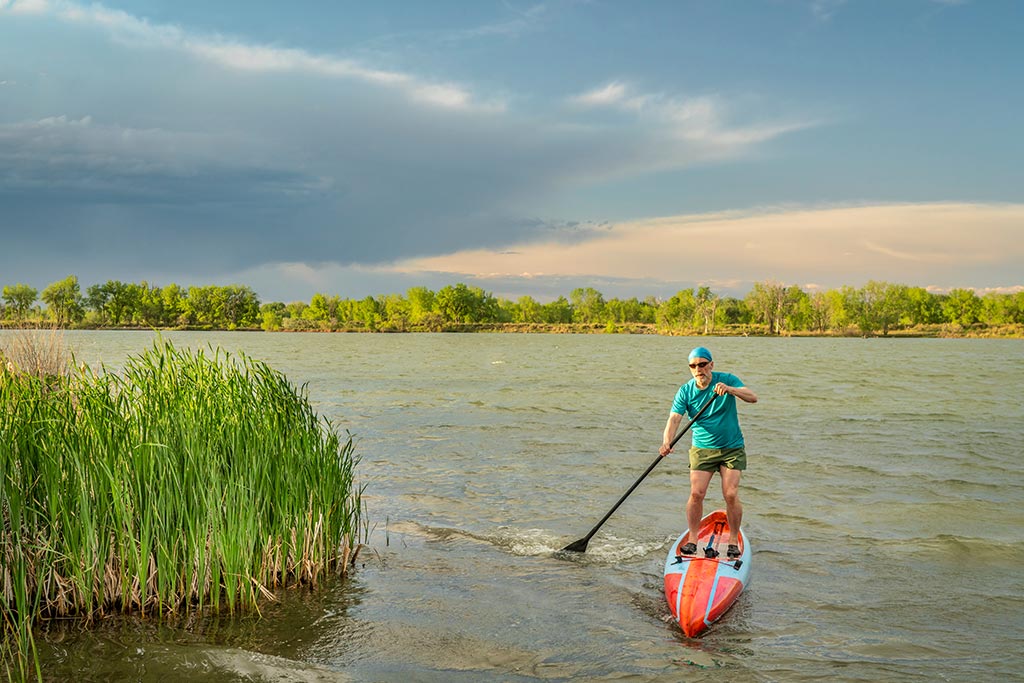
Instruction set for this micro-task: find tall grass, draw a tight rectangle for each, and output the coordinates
[0,339,364,681]
[0,327,68,379]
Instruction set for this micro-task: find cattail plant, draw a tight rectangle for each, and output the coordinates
[0,339,364,681]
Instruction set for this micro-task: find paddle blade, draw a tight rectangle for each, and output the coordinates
[561,537,589,553]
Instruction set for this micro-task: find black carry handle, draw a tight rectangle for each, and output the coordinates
[561,392,717,553]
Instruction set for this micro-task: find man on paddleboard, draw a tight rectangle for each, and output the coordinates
[659,346,757,559]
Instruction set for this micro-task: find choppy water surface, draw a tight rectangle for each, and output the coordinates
[23,331,1024,682]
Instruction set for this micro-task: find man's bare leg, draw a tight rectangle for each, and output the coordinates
[719,466,743,546]
[686,469,715,546]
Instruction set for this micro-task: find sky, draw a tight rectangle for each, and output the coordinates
[1,0,1022,304]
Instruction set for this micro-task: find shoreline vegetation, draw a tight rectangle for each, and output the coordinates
[5,321,1021,338]
[0,330,365,681]
[1,276,1022,338]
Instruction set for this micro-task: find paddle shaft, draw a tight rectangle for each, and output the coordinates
[562,392,717,552]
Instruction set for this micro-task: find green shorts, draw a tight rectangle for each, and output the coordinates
[688,447,747,472]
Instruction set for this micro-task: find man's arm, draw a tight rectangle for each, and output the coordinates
[660,412,685,456]
[715,382,758,403]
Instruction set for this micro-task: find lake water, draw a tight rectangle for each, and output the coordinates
[15,331,1024,682]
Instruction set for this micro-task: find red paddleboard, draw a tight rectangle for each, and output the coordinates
[663,509,751,637]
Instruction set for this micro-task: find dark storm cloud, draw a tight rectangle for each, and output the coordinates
[0,2,815,294]
[0,84,645,283]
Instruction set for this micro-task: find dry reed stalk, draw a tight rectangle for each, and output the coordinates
[0,326,69,379]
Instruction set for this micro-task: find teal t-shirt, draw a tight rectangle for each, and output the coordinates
[671,372,746,449]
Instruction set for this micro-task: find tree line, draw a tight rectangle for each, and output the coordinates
[1,277,261,330]
[2,275,1022,336]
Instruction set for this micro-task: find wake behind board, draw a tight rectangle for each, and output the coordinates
[663,509,750,637]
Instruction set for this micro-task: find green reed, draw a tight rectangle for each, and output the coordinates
[0,340,364,680]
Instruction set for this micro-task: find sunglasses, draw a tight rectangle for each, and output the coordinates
[688,361,711,369]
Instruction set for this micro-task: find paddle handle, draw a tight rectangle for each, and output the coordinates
[572,393,716,548]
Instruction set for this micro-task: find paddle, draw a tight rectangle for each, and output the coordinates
[561,392,717,553]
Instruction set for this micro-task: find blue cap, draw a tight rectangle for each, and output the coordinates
[688,346,713,362]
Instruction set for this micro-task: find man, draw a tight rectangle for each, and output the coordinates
[659,346,757,559]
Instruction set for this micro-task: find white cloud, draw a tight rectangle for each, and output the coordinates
[810,0,847,21]
[385,202,1024,291]
[454,3,550,40]
[1,0,48,14]
[2,0,493,112]
[571,82,628,107]
[1,115,230,170]
[568,81,818,164]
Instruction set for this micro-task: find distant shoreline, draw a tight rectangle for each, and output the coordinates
[4,322,1021,338]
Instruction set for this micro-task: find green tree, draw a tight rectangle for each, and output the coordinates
[838,285,870,333]
[436,284,470,323]
[605,297,629,324]
[184,286,221,326]
[382,293,411,329]
[806,291,832,332]
[162,283,185,326]
[2,283,38,319]
[406,287,436,324]
[786,288,813,332]
[823,289,851,331]
[493,297,519,324]
[903,287,942,326]
[261,302,286,331]
[542,296,573,324]
[473,286,502,322]
[491,293,513,323]
[694,286,720,334]
[512,295,543,323]
[41,275,84,326]
[570,287,606,324]
[639,297,658,324]
[1010,292,1024,324]
[356,296,382,329]
[85,283,109,322]
[337,298,360,324]
[745,280,801,334]
[136,282,166,326]
[657,289,697,329]
[221,285,261,329]
[434,283,499,323]
[980,291,1024,325]
[605,297,640,324]
[285,300,308,320]
[86,280,139,326]
[306,293,331,322]
[942,288,982,327]
[118,281,139,324]
[860,281,906,335]
[716,297,749,326]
